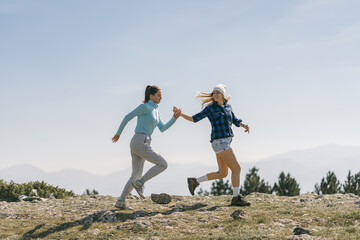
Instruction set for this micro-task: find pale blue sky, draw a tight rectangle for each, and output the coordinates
[1,0,360,175]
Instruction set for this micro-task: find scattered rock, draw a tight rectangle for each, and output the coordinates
[230,209,247,220]
[151,193,172,204]
[19,190,49,202]
[20,196,43,202]
[19,195,28,201]
[274,219,299,226]
[274,222,285,228]
[134,220,151,228]
[133,210,148,218]
[29,189,38,197]
[0,212,23,219]
[315,195,324,199]
[326,203,335,207]
[171,203,182,212]
[172,195,185,201]
[0,193,357,239]
[171,212,184,217]
[287,235,313,240]
[87,228,100,235]
[148,237,160,240]
[198,219,207,223]
[313,217,326,223]
[346,193,357,198]
[293,227,310,235]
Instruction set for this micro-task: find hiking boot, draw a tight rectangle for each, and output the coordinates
[131,180,145,199]
[231,195,251,206]
[187,177,200,196]
[114,200,134,210]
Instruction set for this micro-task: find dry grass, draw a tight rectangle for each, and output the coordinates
[1,193,360,239]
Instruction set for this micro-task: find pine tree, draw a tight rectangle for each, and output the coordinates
[210,178,233,196]
[240,167,272,195]
[272,171,300,196]
[343,170,360,195]
[314,171,341,194]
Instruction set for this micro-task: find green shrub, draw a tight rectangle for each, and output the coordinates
[343,170,360,195]
[272,171,300,196]
[240,167,272,195]
[315,171,341,194]
[0,180,74,202]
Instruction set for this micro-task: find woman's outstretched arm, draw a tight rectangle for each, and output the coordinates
[180,113,194,122]
[157,108,181,132]
[173,106,194,122]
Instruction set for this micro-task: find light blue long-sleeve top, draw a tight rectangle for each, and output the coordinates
[116,100,177,136]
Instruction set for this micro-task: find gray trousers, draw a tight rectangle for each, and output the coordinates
[120,133,168,199]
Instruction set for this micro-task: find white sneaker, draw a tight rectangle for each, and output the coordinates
[131,180,145,199]
[114,200,133,210]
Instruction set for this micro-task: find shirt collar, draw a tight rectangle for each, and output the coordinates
[213,101,227,108]
[148,100,158,109]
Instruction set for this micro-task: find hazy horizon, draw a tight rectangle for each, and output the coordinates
[1,143,358,175]
[1,142,360,196]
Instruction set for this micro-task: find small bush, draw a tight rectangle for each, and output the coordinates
[0,179,74,202]
[83,189,99,195]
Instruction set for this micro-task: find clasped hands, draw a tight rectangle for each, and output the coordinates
[173,106,181,119]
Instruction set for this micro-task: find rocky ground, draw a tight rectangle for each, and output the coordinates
[1,192,360,239]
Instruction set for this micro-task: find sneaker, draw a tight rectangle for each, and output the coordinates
[114,200,134,210]
[131,180,145,199]
[187,178,200,196]
[231,195,251,206]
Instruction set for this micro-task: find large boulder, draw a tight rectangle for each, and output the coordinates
[151,193,172,204]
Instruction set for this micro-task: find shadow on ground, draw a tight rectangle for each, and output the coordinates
[21,203,226,239]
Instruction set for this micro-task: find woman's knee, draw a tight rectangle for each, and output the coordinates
[218,170,228,178]
[159,160,168,170]
[228,162,240,174]
[233,163,241,173]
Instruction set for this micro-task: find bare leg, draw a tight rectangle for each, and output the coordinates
[216,148,241,187]
[206,153,229,180]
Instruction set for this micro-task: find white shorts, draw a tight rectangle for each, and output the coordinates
[211,137,232,154]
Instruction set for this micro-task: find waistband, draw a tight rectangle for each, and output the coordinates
[134,132,152,139]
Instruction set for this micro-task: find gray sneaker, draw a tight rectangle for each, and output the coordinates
[187,177,200,196]
[114,200,134,210]
[131,180,145,199]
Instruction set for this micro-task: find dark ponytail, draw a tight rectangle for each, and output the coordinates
[144,85,160,103]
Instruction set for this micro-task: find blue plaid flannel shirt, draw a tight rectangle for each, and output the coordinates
[192,102,242,142]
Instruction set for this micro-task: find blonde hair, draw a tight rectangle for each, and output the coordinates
[196,91,231,108]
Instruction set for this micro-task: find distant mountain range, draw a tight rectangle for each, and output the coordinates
[1,144,360,196]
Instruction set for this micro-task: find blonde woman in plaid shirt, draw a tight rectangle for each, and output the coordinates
[174,84,251,206]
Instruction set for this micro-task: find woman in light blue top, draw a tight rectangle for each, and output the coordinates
[112,85,181,210]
